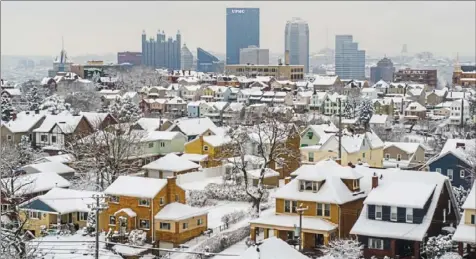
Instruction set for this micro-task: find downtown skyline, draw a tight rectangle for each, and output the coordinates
[1,1,475,58]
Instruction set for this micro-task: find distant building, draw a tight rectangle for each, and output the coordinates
[117,51,142,66]
[197,48,223,73]
[284,17,310,73]
[370,57,395,83]
[225,64,304,81]
[335,35,365,80]
[141,30,181,70]
[394,68,437,89]
[48,48,73,77]
[453,64,476,88]
[181,44,194,70]
[239,46,269,65]
[226,8,260,65]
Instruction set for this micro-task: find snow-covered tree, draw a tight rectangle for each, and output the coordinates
[343,101,354,119]
[223,108,300,215]
[25,86,44,111]
[320,238,363,259]
[452,186,470,214]
[426,234,455,258]
[439,252,462,259]
[64,90,101,112]
[108,97,142,123]
[128,230,147,246]
[104,66,166,91]
[85,209,97,234]
[357,98,374,131]
[1,96,14,121]
[39,94,70,114]
[372,123,405,142]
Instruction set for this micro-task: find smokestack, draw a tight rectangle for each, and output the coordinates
[285,50,290,65]
[372,172,379,189]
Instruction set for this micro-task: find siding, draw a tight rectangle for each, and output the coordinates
[429,153,471,188]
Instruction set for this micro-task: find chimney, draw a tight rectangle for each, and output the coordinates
[199,135,204,154]
[167,176,177,203]
[347,162,355,168]
[335,158,342,165]
[372,172,379,189]
[35,109,40,114]
[284,177,292,185]
[285,50,290,65]
[11,112,17,121]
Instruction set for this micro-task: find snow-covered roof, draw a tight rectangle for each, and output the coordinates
[293,160,363,181]
[33,114,84,133]
[452,223,476,244]
[405,101,427,112]
[203,135,231,147]
[22,161,75,175]
[134,118,168,131]
[305,123,338,135]
[311,75,338,86]
[34,154,75,164]
[428,138,476,166]
[180,153,208,162]
[1,172,71,195]
[371,80,390,89]
[2,111,46,133]
[2,88,21,96]
[114,208,137,217]
[364,182,436,208]
[384,142,422,154]
[369,114,388,124]
[138,130,185,142]
[462,183,475,210]
[250,214,337,232]
[104,176,168,199]
[24,188,99,214]
[80,112,111,129]
[142,153,199,172]
[247,168,280,179]
[170,117,217,136]
[350,166,455,241]
[238,237,310,259]
[154,202,207,221]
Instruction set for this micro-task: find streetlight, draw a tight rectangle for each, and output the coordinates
[295,204,309,252]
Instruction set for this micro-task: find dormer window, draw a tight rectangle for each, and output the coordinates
[352,179,360,190]
[406,208,413,223]
[375,206,383,220]
[390,207,397,221]
[300,180,318,192]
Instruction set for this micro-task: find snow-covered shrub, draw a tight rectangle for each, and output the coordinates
[188,226,250,259]
[439,252,462,259]
[85,209,97,234]
[186,190,218,207]
[320,238,363,259]
[108,96,142,123]
[221,210,247,225]
[426,234,455,258]
[452,186,469,214]
[128,229,147,246]
[357,98,374,130]
[204,183,269,203]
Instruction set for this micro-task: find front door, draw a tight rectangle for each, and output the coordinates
[119,217,127,235]
[68,213,73,223]
[315,234,324,247]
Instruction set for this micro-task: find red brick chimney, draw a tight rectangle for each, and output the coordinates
[372,172,379,189]
[167,176,178,204]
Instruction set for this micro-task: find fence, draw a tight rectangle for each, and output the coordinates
[177,165,227,185]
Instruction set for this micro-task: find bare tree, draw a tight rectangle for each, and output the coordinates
[104,66,167,91]
[222,108,300,215]
[65,124,146,191]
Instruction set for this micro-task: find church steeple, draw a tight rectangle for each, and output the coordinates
[454,52,462,73]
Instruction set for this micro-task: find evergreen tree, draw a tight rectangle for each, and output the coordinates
[357,98,374,131]
[26,86,44,111]
[85,209,96,234]
[108,97,142,123]
[343,101,354,119]
[1,96,14,122]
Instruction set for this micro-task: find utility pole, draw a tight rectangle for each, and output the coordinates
[296,204,309,252]
[91,194,107,259]
[337,98,342,161]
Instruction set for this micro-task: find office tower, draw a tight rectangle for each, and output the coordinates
[141,30,181,70]
[226,8,260,65]
[117,51,142,66]
[370,57,395,83]
[335,35,365,80]
[239,46,269,65]
[197,47,223,73]
[181,44,194,70]
[284,17,310,73]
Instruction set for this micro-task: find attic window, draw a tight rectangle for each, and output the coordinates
[203,145,209,151]
[456,142,466,149]
[352,180,360,190]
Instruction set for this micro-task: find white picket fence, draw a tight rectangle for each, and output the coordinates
[176,165,227,185]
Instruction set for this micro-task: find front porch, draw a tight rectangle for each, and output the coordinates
[362,237,423,259]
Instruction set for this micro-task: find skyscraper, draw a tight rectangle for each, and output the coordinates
[141,30,181,70]
[197,48,223,73]
[370,57,395,83]
[239,46,269,65]
[284,17,310,73]
[226,8,260,65]
[335,35,365,80]
[181,44,193,70]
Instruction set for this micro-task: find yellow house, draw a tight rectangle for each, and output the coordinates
[301,132,384,168]
[184,135,232,167]
[20,188,98,237]
[453,183,476,257]
[249,160,367,249]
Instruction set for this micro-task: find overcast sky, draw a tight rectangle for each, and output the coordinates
[1,1,475,58]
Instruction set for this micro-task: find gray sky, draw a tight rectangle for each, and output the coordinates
[1,1,475,58]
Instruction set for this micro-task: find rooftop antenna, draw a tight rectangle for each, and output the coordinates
[326,26,329,65]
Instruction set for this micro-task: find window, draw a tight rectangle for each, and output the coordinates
[148,142,154,148]
[160,142,165,147]
[368,238,384,250]
[138,199,150,207]
[308,152,314,162]
[362,153,366,159]
[307,131,313,139]
[353,180,360,190]
[1,204,11,212]
[28,211,41,219]
[51,136,57,143]
[324,204,330,217]
[406,208,413,223]
[110,196,119,203]
[197,218,203,226]
[203,145,209,151]
[471,215,475,225]
[447,169,453,181]
[140,219,150,229]
[41,135,47,142]
[182,222,188,229]
[160,222,171,230]
[78,212,88,221]
[317,203,331,217]
[385,153,390,159]
[175,194,179,202]
[436,168,442,173]
[375,206,383,220]
[390,207,397,221]
[109,216,116,225]
[397,154,401,161]
[284,200,297,213]
[460,170,465,179]
[159,197,165,206]
[7,135,12,141]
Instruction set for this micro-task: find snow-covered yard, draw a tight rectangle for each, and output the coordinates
[205,201,252,229]
[179,176,223,190]
[211,238,248,259]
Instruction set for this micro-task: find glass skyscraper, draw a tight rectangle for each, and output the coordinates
[226,8,260,65]
[285,17,310,73]
[197,47,222,73]
[335,35,365,80]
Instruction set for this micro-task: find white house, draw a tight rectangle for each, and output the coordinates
[449,99,471,125]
